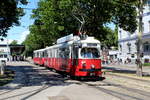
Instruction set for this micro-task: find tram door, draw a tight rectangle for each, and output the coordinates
[72,44,79,66]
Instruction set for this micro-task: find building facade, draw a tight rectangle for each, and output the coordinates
[0,44,25,62]
[118,3,150,64]
[0,44,10,62]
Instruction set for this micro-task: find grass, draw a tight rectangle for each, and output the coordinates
[0,69,14,86]
[143,63,150,66]
[105,71,150,81]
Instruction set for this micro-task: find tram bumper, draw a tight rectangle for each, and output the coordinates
[79,68,101,72]
[77,68,105,80]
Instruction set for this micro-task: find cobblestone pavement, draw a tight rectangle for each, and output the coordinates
[0,61,150,100]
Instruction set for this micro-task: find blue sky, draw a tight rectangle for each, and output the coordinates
[1,0,39,44]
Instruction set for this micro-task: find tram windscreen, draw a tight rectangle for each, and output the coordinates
[81,48,100,58]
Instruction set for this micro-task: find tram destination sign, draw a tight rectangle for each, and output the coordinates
[87,43,97,47]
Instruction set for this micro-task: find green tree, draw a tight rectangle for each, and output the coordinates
[0,0,27,39]
[10,40,18,45]
[24,0,138,55]
[101,27,118,49]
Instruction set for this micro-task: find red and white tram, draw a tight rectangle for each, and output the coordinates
[33,34,105,80]
[33,48,46,65]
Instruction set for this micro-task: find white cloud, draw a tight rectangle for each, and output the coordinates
[0,39,13,44]
[0,30,30,45]
[18,30,30,44]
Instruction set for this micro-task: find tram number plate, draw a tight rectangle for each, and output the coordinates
[90,73,95,76]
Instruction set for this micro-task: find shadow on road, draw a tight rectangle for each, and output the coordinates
[0,63,74,100]
[103,66,136,74]
[103,66,150,78]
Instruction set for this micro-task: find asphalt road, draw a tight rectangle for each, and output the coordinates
[0,61,150,100]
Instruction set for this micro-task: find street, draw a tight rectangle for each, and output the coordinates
[0,61,150,100]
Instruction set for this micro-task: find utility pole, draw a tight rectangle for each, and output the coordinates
[136,0,144,77]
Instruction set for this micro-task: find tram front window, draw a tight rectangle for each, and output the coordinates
[81,48,100,58]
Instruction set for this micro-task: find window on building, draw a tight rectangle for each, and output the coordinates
[119,30,122,39]
[4,54,7,58]
[119,45,122,52]
[142,22,144,32]
[144,42,150,52]
[147,1,150,7]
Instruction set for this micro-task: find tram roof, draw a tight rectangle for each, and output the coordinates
[34,48,45,52]
[79,37,100,44]
[37,34,100,51]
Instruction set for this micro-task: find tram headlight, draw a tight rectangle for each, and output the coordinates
[82,61,86,69]
[91,64,95,69]
[82,63,86,69]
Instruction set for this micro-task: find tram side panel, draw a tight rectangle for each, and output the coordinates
[33,52,39,64]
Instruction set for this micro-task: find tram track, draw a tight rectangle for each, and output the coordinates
[81,80,150,100]
[31,61,150,100]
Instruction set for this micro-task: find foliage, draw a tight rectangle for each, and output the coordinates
[0,0,27,39]
[23,0,139,55]
[10,40,18,45]
[101,27,118,49]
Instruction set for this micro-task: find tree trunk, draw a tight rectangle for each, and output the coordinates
[136,0,143,77]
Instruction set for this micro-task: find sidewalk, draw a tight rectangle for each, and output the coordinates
[102,63,150,76]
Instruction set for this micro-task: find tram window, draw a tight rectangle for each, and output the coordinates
[56,49,58,58]
[55,49,57,58]
[51,50,52,58]
[42,52,44,57]
[49,50,51,58]
[73,46,78,59]
[34,53,36,57]
[81,48,100,58]
[37,52,39,57]
[39,52,41,57]
[48,50,51,58]
[52,49,55,58]
[44,50,48,57]
[51,50,54,58]
[57,49,59,58]
[59,48,63,58]
[54,49,57,58]
[58,49,61,58]
[53,49,56,58]
[64,47,70,58]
